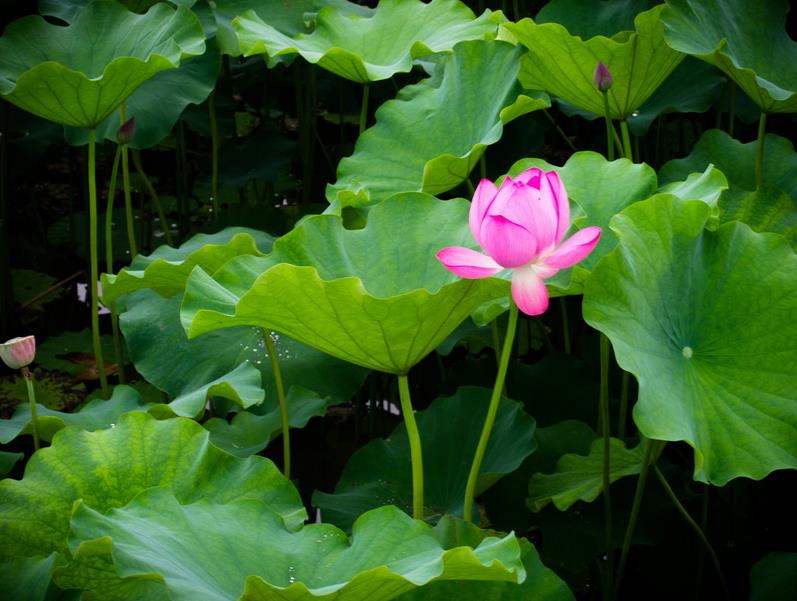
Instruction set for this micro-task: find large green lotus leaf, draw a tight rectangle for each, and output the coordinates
[205,387,332,457]
[121,290,366,416]
[657,164,728,209]
[661,0,797,112]
[527,439,646,512]
[64,40,220,148]
[0,384,149,444]
[0,1,205,128]
[182,194,510,374]
[394,539,574,601]
[39,0,198,21]
[718,185,797,247]
[327,40,548,209]
[0,411,305,560]
[102,227,273,307]
[535,0,659,38]
[234,0,501,82]
[210,0,372,56]
[504,5,684,120]
[313,387,536,529]
[659,129,797,200]
[65,488,524,601]
[749,551,797,601]
[583,196,797,484]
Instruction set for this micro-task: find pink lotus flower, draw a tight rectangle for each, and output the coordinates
[0,335,36,370]
[436,168,601,316]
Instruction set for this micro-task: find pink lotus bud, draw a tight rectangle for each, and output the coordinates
[116,116,136,145]
[594,62,613,92]
[436,169,601,316]
[0,335,36,370]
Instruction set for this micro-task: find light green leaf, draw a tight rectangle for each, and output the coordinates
[718,185,797,247]
[505,5,684,119]
[583,196,797,484]
[182,194,509,374]
[0,1,205,127]
[234,0,501,81]
[657,164,729,208]
[65,488,524,601]
[0,411,305,560]
[327,40,549,209]
[661,0,797,112]
[527,439,646,512]
[313,387,536,529]
[0,384,149,444]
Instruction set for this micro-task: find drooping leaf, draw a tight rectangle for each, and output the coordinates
[718,185,797,247]
[0,1,205,127]
[535,0,659,38]
[661,0,797,112]
[583,196,797,484]
[527,438,647,512]
[39,0,198,22]
[234,0,501,81]
[0,452,22,479]
[327,40,549,209]
[0,411,305,560]
[505,5,684,119]
[313,387,536,529]
[657,164,728,208]
[64,488,524,601]
[0,553,60,601]
[749,552,797,601]
[182,194,509,374]
[0,384,149,444]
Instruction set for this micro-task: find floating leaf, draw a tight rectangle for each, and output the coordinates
[0,369,87,416]
[0,411,305,560]
[661,0,797,112]
[234,0,501,81]
[583,196,797,484]
[10,269,64,313]
[327,40,549,209]
[527,439,646,512]
[505,5,683,119]
[182,194,509,374]
[0,1,205,128]
[313,387,536,529]
[35,331,116,377]
[64,488,524,601]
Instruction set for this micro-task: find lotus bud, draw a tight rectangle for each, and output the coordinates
[116,116,136,145]
[594,62,613,92]
[0,335,36,370]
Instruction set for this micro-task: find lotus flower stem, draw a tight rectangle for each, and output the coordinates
[21,367,40,451]
[119,104,137,258]
[542,109,577,152]
[131,149,174,246]
[105,145,126,384]
[463,301,519,523]
[397,374,424,520]
[755,112,767,188]
[264,330,291,479]
[208,90,220,219]
[617,371,629,437]
[599,333,613,599]
[601,92,614,162]
[88,129,109,397]
[614,437,664,599]
[359,84,370,135]
[620,121,633,162]
[654,465,730,601]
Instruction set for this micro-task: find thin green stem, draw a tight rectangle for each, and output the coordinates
[614,438,664,598]
[694,484,710,600]
[654,465,730,601]
[618,371,630,438]
[264,330,290,479]
[479,154,487,180]
[602,92,614,161]
[560,297,571,355]
[359,84,370,135]
[620,120,633,162]
[88,129,109,397]
[543,108,577,152]
[755,112,767,188]
[105,146,126,384]
[208,90,220,218]
[463,301,519,523]
[599,333,613,599]
[465,178,475,195]
[22,367,40,451]
[398,374,424,520]
[119,105,137,258]
[131,150,173,246]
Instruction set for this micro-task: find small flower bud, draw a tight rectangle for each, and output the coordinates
[594,62,613,92]
[0,335,36,370]
[116,116,136,145]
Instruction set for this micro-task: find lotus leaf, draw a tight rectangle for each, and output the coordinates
[234,0,501,81]
[327,40,549,209]
[749,551,797,601]
[39,0,198,21]
[0,553,59,601]
[657,164,728,208]
[535,0,659,38]
[583,196,797,484]
[718,185,797,247]
[0,452,22,479]
[182,194,509,374]
[0,1,205,128]
[661,0,797,112]
[505,5,684,120]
